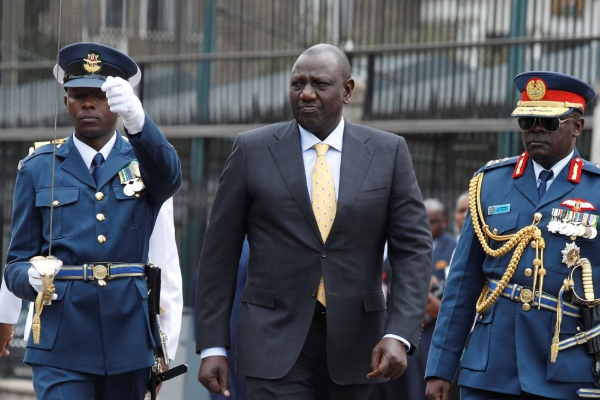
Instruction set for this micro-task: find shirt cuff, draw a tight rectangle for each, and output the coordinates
[200,347,227,359]
[383,334,411,351]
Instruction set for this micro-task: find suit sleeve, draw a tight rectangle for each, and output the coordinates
[385,137,433,349]
[425,210,487,381]
[126,114,182,205]
[195,133,249,353]
[0,281,23,324]
[149,197,183,361]
[4,162,45,302]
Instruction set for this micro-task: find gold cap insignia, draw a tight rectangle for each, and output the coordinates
[526,78,547,101]
[83,51,102,74]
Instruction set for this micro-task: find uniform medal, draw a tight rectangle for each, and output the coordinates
[118,160,145,197]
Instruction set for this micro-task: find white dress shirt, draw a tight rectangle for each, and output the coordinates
[532,149,573,193]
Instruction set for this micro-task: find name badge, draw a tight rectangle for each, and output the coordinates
[488,204,510,215]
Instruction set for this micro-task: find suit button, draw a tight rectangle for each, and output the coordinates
[95,192,104,201]
[96,213,105,222]
[97,235,106,244]
[321,251,327,258]
[311,290,317,297]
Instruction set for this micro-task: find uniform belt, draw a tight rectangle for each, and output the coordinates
[55,263,146,281]
[488,279,581,318]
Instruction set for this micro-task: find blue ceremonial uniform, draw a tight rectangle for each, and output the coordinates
[3,114,181,375]
[425,152,600,399]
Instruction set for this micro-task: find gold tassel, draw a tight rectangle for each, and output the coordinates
[551,287,565,363]
[32,292,43,344]
[550,336,559,363]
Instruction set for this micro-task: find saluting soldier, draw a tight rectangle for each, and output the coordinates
[3,42,181,399]
[426,72,600,400]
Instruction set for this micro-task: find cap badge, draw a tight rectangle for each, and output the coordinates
[526,78,547,101]
[83,51,102,74]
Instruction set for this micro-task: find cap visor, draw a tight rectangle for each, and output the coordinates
[63,77,105,89]
[511,106,574,118]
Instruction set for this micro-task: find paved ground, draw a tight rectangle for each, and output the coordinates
[0,378,35,400]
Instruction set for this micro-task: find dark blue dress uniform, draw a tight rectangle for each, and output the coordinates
[426,72,600,399]
[3,42,182,399]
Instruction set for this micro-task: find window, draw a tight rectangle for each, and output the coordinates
[139,0,175,41]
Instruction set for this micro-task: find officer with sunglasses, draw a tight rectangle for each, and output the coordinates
[425,71,600,400]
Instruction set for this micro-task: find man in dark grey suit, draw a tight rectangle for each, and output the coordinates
[195,43,432,400]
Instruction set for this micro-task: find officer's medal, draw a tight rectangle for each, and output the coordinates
[118,160,144,197]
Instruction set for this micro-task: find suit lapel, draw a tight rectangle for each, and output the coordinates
[538,162,575,209]
[269,122,322,241]
[58,132,134,189]
[57,136,96,188]
[327,122,374,241]
[97,133,134,188]
[514,159,540,207]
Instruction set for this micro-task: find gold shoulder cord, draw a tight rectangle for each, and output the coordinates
[470,172,545,314]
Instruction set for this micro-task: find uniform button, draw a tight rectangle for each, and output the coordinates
[96,213,105,222]
[311,290,316,297]
[321,251,327,258]
[52,200,59,207]
[95,192,104,201]
[524,268,532,277]
[479,315,483,320]
[522,303,531,312]
[97,235,106,244]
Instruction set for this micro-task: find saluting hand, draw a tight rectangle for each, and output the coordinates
[367,337,407,380]
[102,76,145,133]
[198,356,230,397]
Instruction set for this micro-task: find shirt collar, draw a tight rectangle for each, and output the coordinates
[72,131,117,168]
[299,117,345,152]
[531,149,574,180]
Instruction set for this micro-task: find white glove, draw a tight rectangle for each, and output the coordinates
[101,76,145,134]
[28,258,62,300]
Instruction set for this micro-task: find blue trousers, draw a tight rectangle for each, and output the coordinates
[32,364,150,400]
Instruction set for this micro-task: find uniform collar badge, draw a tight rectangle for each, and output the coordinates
[83,51,102,74]
[560,198,596,212]
[513,152,529,178]
[118,160,144,197]
[568,157,583,183]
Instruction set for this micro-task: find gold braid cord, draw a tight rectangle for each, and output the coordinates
[470,172,544,314]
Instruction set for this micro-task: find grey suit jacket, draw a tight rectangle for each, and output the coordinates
[195,120,432,384]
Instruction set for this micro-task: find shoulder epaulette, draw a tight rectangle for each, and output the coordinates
[581,160,600,175]
[33,138,67,150]
[19,138,68,170]
[476,156,519,174]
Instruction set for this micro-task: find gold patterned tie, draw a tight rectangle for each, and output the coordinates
[312,143,337,306]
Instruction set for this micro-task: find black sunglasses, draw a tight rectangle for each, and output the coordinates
[517,116,581,132]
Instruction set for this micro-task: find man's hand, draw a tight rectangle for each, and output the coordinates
[28,257,62,300]
[425,377,451,400]
[155,358,169,395]
[367,337,407,379]
[198,356,230,397]
[101,76,145,133]
[0,323,14,357]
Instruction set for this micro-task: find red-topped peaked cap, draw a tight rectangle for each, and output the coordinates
[511,71,595,118]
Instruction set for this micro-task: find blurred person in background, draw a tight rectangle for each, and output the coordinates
[454,192,469,238]
[370,198,456,400]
